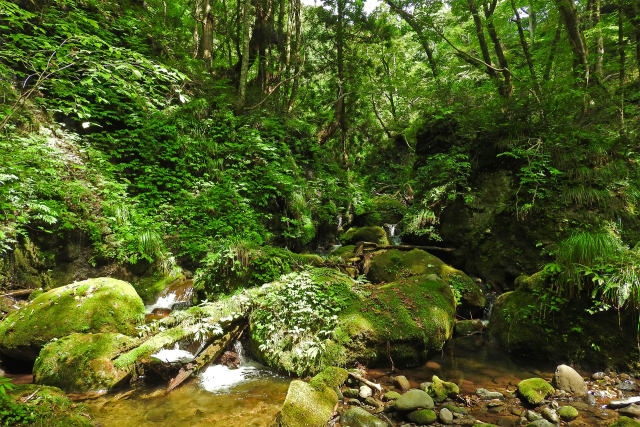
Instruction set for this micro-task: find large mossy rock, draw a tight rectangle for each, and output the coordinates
[340,226,389,245]
[276,377,339,427]
[489,281,640,369]
[33,332,136,392]
[366,249,485,312]
[355,196,407,226]
[517,378,554,405]
[249,268,456,375]
[0,277,144,361]
[5,384,93,426]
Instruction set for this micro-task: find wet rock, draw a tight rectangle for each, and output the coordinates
[618,380,638,392]
[518,378,554,405]
[360,385,373,399]
[455,319,485,336]
[620,373,632,381]
[427,375,459,402]
[341,407,388,427]
[340,226,389,245]
[344,388,360,398]
[407,409,437,424]
[395,375,411,391]
[419,382,432,391]
[609,397,640,409]
[365,397,382,408]
[442,403,468,415]
[277,379,337,427]
[395,389,435,411]
[541,407,558,423]
[476,388,504,400]
[557,405,578,421]
[593,372,606,380]
[526,410,543,421]
[619,404,640,418]
[383,391,401,401]
[526,420,554,427]
[553,364,587,397]
[585,392,597,405]
[439,407,454,424]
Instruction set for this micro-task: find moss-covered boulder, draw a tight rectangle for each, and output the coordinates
[427,375,459,402]
[407,409,437,425]
[341,407,388,427]
[489,286,640,369]
[611,417,640,427]
[340,226,389,245]
[366,249,485,312]
[0,278,144,361]
[249,268,456,375]
[356,196,407,226]
[275,379,338,427]
[517,378,554,405]
[557,406,578,421]
[33,332,135,392]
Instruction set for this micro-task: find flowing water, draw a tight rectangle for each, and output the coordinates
[384,223,402,245]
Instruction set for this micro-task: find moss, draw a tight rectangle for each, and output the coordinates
[133,271,185,303]
[5,384,93,426]
[0,277,144,361]
[358,196,407,226]
[277,379,337,427]
[427,375,459,402]
[610,417,640,427]
[34,332,135,392]
[407,409,437,424]
[517,378,554,405]
[309,366,348,390]
[557,405,578,420]
[330,245,356,259]
[514,271,547,292]
[340,226,389,245]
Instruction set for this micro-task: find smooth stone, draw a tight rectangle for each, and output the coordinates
[341,407,388,427]
[557,405,579,420]
[619,380,638,392]
[609,397,640,409]
[526,410,543,421]
[395,375,411,391]
[527,420,554,427]
[585,393,597,405]
[619,404,640,418]
[360,385,373,399]
[518,378,554,405]
[395,389,435,411]
[442,403,468,415]
[553,364,587,397]
[344,388,360,398]
[419,382,432,392]
[439,407,454,424]
[593,372,606,380]
[365,396,382,408]
[541,407,558,423]
[476,388,504,400]
[407,409,437,424]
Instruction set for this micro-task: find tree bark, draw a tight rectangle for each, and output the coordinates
[554,0,590,85]
[511,0,541,97]
[543,18,563,81]
[236,0,253,108]
[199,0,214,68]
[467,0,500,86]
[484,0,512,97]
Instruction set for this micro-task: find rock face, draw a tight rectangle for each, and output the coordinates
[250,268,456,375]
[33,332,135,392]
[517,378,554,405]
[0,278,145,360]
[553,364,587,397]
[340,226,390,245]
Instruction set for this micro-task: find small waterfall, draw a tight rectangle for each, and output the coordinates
[199,341,264,393]
[384,223,402,245]
[483,291,498,320]
[336,214,343,230]
[145,279,194,313]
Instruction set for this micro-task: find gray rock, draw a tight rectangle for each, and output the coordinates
[585,393,597,405]
[541,407,559,423]
[592,372,605,380]
[341,407,388,427]
[395,389,435,411]
[476,388,504,400]
[618,380,638,392]
[439,407,453,424]
[527,420,555,427]
[553,364,587,397]
[395,375,411,391]
[360,385,373,399]
[619,403,640,418]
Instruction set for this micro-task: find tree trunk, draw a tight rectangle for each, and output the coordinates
[192,0,202,59]
[591,0,604,79]
[236,0,253,108]
[337,0,348,166]
[467,0,500,86]
[483,0,512,97]
[511,0,541,98]
[199,0,214,68]
[554,0,590,85]
[287,0,302,111]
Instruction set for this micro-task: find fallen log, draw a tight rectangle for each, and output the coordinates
[1,288,40,298]
[348,372,382,393]
[360,243,456,253]
[165,324,245,394]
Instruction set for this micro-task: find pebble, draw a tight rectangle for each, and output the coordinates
[365,396,382,408]
[528,420,555,427]
[395,375,411,391]
[593,372,606,380]
[439,407,453,424]
[359,385,373,399]
[382,391,401,401]
[619,403,640,418]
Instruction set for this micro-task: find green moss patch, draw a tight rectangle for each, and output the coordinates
[517,378,554,405]
[340,226,389,245]
[277,379,337,427]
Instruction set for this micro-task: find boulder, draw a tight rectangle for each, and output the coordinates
[554,364,587,397]
[610,416,640,427]
[395,375,411,391]
[250,269,456,375]
[557,405,579,421]
[518,378,554,406]
[340,226,389,245]
[341,407,388,427]
[395,389,435,411]
[439,407,454,424]
[355,196,406,227]
[455,319,485,336]
[366,249,485,312]
[33,332,135,392]
[0,278,145,360]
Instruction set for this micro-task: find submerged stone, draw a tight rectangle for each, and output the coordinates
[0,277,145,361]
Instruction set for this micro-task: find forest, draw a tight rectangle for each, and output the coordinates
[0,0,639,425]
